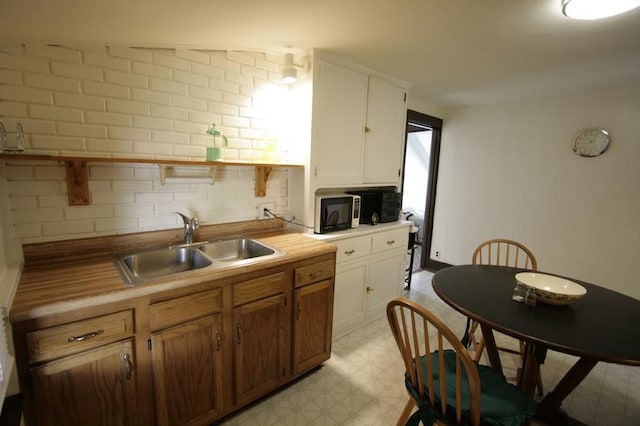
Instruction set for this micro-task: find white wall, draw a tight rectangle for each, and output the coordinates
[0,45,296,243]
[430,84,640,299]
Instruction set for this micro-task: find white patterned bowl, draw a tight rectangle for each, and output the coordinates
[515,272,587,305]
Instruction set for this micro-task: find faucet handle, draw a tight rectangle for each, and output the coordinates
[191,217,199,229]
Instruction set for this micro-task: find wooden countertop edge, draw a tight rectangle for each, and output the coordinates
[10,231,337,323]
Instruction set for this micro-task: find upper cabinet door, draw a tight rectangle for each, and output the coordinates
[311,60,368,186]
[363,76,407,184]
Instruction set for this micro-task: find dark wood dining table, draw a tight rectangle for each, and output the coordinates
[431,264,640,422]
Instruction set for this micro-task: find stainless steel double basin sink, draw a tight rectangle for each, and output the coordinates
[113,237,285,285]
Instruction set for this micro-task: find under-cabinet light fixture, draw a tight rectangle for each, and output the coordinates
[562,0,640,19]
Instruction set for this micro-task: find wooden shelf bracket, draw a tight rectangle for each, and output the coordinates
[65,161,90,206]
[255,166,273,197]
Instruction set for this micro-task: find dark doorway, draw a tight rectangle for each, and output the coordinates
[401,110,447,271]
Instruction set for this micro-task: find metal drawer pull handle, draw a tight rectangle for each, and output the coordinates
[366,286,374,293]
[344,249,355,255]
[236,323,242,345]
[123,353,132,380]
[308,271,321,279]
[297,302,302,320]
[67,329,104,342]
[386,240,395,245]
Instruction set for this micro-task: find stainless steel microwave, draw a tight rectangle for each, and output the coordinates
[314,194,361,234]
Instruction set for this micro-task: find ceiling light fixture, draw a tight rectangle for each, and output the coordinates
[562,0,640,20]
[281,53,310,84]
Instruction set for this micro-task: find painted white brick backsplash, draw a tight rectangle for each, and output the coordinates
[132,116,172,131]
[149,78,186,95]
[25,45,81,63]
[175,49,209,65]
[131,88,171,105]
[0,52,49,73]
[1,45,293,243]
[55,93,106,111]
[189,86,223,102]
[31,135,86,151]
[210,55,241,73]
[153,53,191,71]
[24,73,81,93]
[225,71,254,88]
[0,102,27,117]
[150,104,188,121]
[106,98,150,115]
[171,95,207,112]
[82,81,130,99]
[86,138,133,153]
[109,47,153,64]
[85,110,132,127]
[14,208,64,224]
[51,62,103,81]
[65,206,113,220]
[95,217,139,233]
[192,63,224,80]
[109,126,151,141]
[0,85,52,104]
[38,195,68,208]
[105,69,149,89]
[83,51,130,72]
[43,219,94,236]
[131,62,171,79]
[173,70,208,88]
[58,122,107,138]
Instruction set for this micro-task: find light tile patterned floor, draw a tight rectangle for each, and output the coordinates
[219,270,639,425]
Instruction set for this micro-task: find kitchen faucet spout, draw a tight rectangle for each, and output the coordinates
[174,212,199,244]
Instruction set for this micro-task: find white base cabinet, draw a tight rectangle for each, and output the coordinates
[328,224,410,338]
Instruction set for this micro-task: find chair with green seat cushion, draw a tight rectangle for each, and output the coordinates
[387,297,536,426]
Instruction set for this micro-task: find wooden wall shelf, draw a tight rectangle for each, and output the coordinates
[0,154,303,205]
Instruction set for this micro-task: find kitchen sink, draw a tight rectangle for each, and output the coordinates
[113,237,285,285]
[114,246,212,284]
[198,237,283,262]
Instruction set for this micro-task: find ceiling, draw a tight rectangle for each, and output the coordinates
[1,0,639,108]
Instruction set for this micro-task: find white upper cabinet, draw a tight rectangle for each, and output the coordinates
[310,58,407,188]
[363,76,407,184]
[311,60,368,186]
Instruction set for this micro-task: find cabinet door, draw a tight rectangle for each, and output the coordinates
[293,279,334,375]
[363,76,407,184]
[367,250,407,319]
[311,60,368,185]
[233,294,288,406]
[151,315,223,426]
[30,339,138,426]
[333,259,368,338]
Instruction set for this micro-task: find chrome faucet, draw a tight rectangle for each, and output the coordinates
[174,212,199,244]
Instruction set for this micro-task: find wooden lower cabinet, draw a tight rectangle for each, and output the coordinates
[150,314,223,426]
[233,293,288,406]
[293,279,334,375]
[29,339,138,426]
[15,253,336,426]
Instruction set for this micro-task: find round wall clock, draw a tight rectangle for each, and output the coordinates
[572,128,610,157]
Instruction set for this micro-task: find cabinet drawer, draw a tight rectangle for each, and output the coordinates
[26,310,134,364]
[234,272,285,306]
[335,236,371,263]
[295,260,335,288]
[150,288,222,331]
[371,228,409,254]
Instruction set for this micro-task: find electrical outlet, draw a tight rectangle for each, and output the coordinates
[257,203,274,220]
[435,250,440,258]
